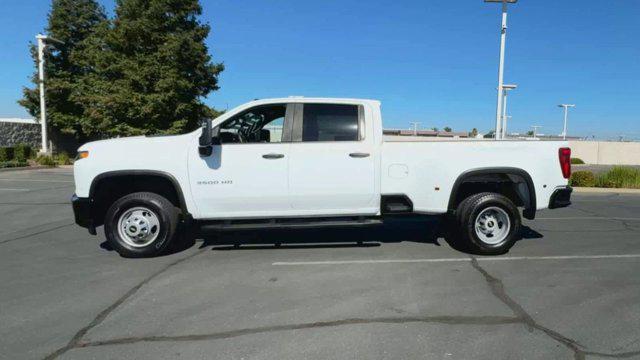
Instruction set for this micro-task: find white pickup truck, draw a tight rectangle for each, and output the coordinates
[72,97,573,257]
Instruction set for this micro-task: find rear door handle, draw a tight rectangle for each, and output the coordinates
[349,152,370,158]
[262,153,285,159]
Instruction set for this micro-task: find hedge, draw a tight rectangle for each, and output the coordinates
[0,147,15,162]
[570,171,596,187]
[13,144,33,162]
[0,160,28,169]
[595,166,640,189]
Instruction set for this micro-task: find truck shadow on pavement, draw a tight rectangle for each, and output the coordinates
[100,216,544,255]
[196,216,544,253]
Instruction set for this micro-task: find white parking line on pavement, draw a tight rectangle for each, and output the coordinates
[0,179,73,183]
[273,254,640,266]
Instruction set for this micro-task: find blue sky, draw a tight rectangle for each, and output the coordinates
[1,0,639,139]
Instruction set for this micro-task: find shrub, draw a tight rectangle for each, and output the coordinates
[13,143,33,162]
[570,171,596,187]
[0,160,28,168]
[571,158,585,165]
[35,155,57,167]
[0,147,15,162]
[56,152,71,165]
[595,166,640,189]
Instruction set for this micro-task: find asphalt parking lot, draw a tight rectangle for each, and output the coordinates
[1,167,640,360]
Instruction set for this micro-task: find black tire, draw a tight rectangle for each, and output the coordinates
[452,192,521,255]
[104,192,179,258]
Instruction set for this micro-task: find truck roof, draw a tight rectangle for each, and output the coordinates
[241,97,381,107]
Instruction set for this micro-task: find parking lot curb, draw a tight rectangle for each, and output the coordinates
[573,187,640,194]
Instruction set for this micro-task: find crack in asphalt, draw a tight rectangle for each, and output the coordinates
[583,350,640,359]
[42,248,207,360]
[621,221,640,232]
[75,316,521,348]
[573,206,607,217]
[469,257,587,359]
[0,222,75,245]
[40,250,640,359]
[537,205,640,234]
[584,350,640,359]
[469,257,640,360]
[33,214,638,359]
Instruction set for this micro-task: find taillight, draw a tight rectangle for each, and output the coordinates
[559,147,571,179]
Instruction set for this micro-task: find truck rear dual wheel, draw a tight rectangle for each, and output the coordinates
[451,192,521,255]
[104,192,179,258]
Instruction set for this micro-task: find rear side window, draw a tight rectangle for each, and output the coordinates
[302,104,359,142]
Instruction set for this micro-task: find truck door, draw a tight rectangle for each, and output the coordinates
[287,103,377,215]
[188,103,293,218]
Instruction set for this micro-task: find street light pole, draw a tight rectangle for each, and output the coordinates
[409,122,421,136]
[503,115,512,138]
[485,0,517,140]
[36,35,48,154]
[558,104,575,140]
[501,84,517,139]
[531,125,542,139]
[35,34,63,155]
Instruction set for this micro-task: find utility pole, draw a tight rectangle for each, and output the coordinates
[409,122,421,136]
[558,104,575,140]
[501,84,517,139]
[502,116,512,138]
[485,0,518,140]
[531,125,542,139]
[36,34,63,155]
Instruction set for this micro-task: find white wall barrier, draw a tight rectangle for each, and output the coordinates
[569,141,640,165]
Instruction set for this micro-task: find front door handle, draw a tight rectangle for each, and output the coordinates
[349,152,370,158]
[262,153,285,159]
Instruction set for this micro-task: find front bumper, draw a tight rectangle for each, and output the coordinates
[549,186,573,209]
[71,194,96,235]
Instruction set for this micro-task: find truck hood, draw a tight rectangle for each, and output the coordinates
[78,133,196,152]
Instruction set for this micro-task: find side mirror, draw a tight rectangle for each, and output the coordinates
[199,120,213,156]
[211,126,221,145]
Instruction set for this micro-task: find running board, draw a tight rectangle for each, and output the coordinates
[199,217,383,231]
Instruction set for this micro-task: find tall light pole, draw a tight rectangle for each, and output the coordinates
[503,115,512,137]
[485,0,518,140]
[501,84,517,138]
[558,104,575,140]
[409,122,421,136]
[531,125,542,139]
[36,34,63,155]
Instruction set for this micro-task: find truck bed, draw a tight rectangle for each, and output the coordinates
[380,139,568,214]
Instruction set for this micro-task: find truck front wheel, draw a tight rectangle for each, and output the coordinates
[452,192,521,255]
[104,192,179,258]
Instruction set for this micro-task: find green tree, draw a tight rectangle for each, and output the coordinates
[443,126,452,132]
[526,130,534,136]
[77,0,224,137]
[469,128,478,137]
[431,127,439,132]
[19,0,107,142]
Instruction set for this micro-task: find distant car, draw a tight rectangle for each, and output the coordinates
[72,97,572,257]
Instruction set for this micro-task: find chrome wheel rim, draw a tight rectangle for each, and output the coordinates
[117,207,160,248]
[474,206,511,245]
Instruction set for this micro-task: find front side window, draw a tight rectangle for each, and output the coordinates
[219,104,286,144]
[302,104,359,142]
